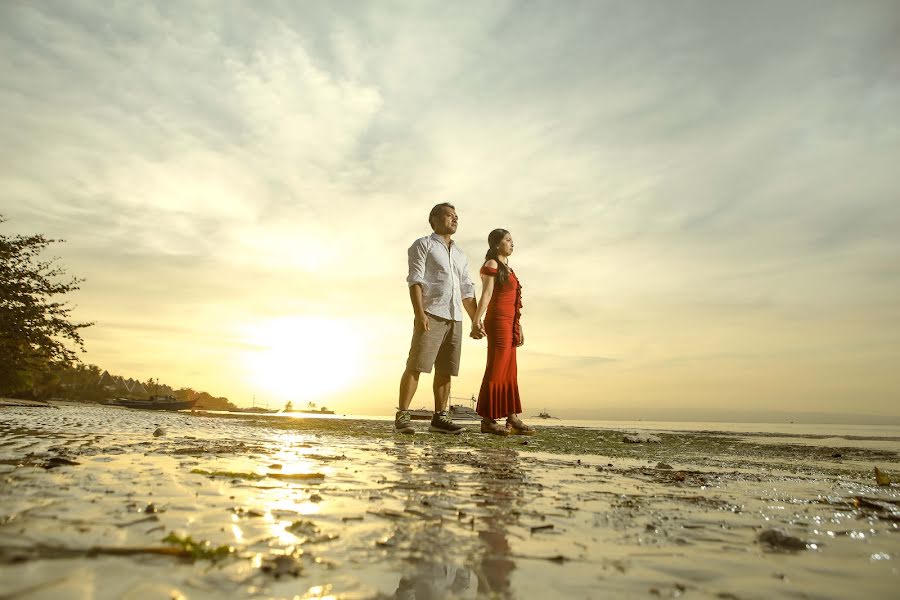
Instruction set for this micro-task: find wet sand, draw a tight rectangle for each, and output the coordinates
[0,404,898,599]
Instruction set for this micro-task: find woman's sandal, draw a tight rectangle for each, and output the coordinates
[481,419,510,436]
[506,417,536,436]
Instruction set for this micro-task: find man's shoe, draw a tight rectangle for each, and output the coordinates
[481,419,510,436]
[429,411,464,435]
[394,410,416,434]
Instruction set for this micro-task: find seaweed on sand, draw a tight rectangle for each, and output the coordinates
[190,468,264,480]
[161,533,233,561]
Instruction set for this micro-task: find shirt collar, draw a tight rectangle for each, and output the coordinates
[429,232,453,247]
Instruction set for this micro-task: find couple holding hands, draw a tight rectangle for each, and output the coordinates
[395,203,534,437]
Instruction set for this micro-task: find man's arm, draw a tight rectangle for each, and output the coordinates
[410,284,429,331]
[462,296,481,338]
[407,240,430,331]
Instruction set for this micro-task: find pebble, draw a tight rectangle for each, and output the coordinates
[758,528,810,551]
[153,427,165,437]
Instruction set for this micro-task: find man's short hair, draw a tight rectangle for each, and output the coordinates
[428,203,455,230]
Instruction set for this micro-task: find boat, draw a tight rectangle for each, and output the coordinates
[533,409,559,419]
[407,405,479,421]
[408,408,433,420]
[449,404,480,421]
[296,407,335,415]
[406,394,480,421]
[111,395,196,411]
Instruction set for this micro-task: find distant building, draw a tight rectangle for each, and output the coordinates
[98,371,116,391]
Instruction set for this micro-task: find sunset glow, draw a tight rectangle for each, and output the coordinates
[241,317,366,405]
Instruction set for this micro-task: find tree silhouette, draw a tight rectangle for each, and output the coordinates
[0,216,93,396]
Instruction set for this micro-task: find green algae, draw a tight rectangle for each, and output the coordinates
[190,468,264,480]
[161,533,232,561]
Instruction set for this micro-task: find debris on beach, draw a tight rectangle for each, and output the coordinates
[152,427,166,437]
[874,467,891,486]
[757,528,812,552]
[231,507,264,518]
[656,462,673,470]
[41,456,79,469]
[260,553,304,578]
[852,496,900,521]
[623,433,661,444]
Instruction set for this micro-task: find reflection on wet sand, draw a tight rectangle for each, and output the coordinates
[388,449,523,599]
[473,450,521,599]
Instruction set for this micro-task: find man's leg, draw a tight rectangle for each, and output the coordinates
[398,368,420,411]
[429,372,462,434]
[394,368,420,434]
[428,319,464,434]
[432,372,451,413]
[396,316,444,434]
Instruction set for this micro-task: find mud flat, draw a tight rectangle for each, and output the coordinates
[0,405,898,599]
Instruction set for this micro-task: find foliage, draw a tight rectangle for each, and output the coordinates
[0,216,93,396]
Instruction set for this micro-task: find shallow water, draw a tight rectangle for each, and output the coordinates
[0,405,898,599]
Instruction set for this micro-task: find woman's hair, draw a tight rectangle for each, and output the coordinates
[484,228,511,286]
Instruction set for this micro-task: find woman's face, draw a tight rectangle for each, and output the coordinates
[497,233,514,257]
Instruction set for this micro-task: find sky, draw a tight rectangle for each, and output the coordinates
[1,1,899,422]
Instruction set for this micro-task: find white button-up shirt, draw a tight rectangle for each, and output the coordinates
[407,233,476,322]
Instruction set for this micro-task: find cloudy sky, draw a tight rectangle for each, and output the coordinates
[2,1,898,421]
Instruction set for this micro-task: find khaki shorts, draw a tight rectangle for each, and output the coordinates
[406,313,462,376]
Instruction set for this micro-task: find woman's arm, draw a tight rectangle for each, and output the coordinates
[472,260,498,333]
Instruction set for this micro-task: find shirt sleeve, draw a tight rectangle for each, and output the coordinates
[459,252,476,299]
[406,238,428,288]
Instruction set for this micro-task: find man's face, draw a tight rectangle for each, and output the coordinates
[433,207,458,235]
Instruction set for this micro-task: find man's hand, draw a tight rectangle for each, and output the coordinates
[415,312,430,332]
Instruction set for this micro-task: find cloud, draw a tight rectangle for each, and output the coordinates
[1,1,898,415]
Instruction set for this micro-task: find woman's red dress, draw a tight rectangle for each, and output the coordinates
[476,265,524,420]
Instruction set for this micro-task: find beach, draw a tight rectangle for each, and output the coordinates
[1,404,898,599]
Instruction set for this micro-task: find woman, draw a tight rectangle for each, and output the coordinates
[471,229,535,436]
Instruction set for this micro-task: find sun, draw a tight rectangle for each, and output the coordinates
[240,316,366,404]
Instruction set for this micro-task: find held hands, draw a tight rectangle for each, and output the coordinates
[470,320,486,340]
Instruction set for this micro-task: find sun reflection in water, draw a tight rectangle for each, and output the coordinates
[231,522,245,544]
[297,584,336,599]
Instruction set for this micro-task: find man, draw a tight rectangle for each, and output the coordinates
[396,203,483,434]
